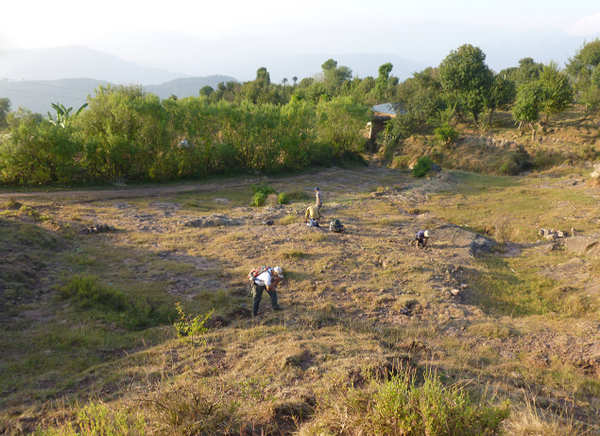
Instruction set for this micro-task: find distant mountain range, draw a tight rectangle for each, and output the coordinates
[0,76,237,114]
[0,46,236,113]
[0,46,187,84]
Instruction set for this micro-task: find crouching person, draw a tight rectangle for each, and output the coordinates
[249,266,284,316]
[414,230,430,248]
[305,205,321,227]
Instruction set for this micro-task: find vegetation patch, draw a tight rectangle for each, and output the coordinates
[306,369,509,435]
[59,275,174,330]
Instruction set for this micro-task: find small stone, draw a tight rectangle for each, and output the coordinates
[449,288,460,296]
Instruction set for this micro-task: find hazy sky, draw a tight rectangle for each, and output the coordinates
[2,0,600,80]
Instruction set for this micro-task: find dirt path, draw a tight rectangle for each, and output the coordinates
[0,167,400,203]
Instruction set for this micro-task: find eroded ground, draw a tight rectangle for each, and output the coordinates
[1,166,600,434]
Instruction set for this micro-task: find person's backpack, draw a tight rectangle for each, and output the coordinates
[329,218,344,233]
[248,266,269,282]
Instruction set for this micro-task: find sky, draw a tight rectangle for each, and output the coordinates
[2,0,600,81]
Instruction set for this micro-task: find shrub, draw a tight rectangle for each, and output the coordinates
[251,191,268,207]
[173,302,213,344]
[251,184,276,207]
[412,156,434,177]
[434,123,459,145]
[369,371,509,435]
[308,369,509,435]
[277,192,290,204]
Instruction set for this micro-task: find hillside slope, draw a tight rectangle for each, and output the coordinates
[1,165,600,434]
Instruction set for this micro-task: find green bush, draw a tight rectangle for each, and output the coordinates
[310,369,509,435]
[369,372,509,435]
[412,156,434,177]
[434,123,459,145]
[251,184,276,207]
[251,191,268,207]
[59,275,173,330]
[277,192,290,204]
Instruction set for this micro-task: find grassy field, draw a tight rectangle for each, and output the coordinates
[1,162,600,435]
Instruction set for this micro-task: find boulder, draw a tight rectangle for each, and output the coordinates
[565,236,600,257]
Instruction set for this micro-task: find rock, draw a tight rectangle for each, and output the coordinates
[545,233,557,241]
[556,231,565,238]
[449,288,460,296]
[263,219,274,226]
[565,236,600,257]
[184,215,241,227]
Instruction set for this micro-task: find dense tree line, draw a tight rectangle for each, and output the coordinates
[0,88,368,185]
[2,40,600,185]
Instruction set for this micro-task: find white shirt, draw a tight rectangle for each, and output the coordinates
[254,269,273,287]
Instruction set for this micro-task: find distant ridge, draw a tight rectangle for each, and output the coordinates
[0,75,237,114]
[0,46,186,84]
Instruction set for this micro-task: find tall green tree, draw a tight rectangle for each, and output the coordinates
[438,44,493,122]
[537,62,573,121]
[0,98,10,129]
[512,82,543,139]
[487,73,516,126]
[375,62,394,100]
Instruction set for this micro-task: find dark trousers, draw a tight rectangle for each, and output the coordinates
[252,283,279,316]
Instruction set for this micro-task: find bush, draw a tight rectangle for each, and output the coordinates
[173,302,213,343]
[308,369,509,435]
[251,191,268,207]
[277,192,290,204]
[369,371,508,435]
[434,123,459,145]
[412,156,434,177]
[251,184,276,207]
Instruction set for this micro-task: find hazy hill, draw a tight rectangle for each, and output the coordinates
[0,75,236,114]
[144,76,236,99]
[0,46,186,84]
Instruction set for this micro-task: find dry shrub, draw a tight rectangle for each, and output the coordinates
[493,217,516,244]
[502,398,586,436]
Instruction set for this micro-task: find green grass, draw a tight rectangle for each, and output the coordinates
[306,369,509,435]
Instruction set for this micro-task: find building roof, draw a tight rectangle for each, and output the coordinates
[371,103,405,118]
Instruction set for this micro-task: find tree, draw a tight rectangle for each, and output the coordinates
[0,98,10,129]
[292,76,298,86]
[438,44,494,122]
[375,62,394,100]
[567,39,600,80]
[321,58,352,94]
[537,62,573,121]
[487,73,516,126]
[282,78,288,87]
[199,85,214,97]
[512,82,543,139]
